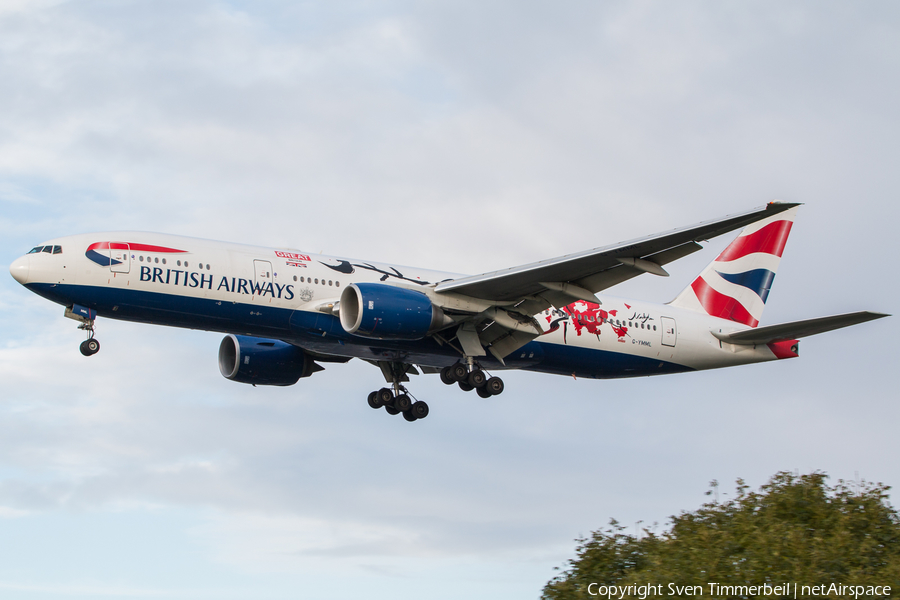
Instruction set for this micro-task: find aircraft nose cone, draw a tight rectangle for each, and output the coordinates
[9,255,30,285]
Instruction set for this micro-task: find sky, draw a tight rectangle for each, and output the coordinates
[1,1,898,598]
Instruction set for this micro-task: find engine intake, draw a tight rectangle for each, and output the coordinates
[339,283,450,340]
[218,334,321,386]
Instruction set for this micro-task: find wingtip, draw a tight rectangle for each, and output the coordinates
[766,200,803,210]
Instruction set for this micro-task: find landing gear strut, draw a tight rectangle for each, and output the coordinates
[439,362,504,397]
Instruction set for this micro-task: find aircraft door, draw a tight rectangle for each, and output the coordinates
[253,260,273,296]
[660,316,677,347]
[109,244,130,274]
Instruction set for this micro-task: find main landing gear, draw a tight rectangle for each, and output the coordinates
[439,363,504,398]
[367,386,430,422]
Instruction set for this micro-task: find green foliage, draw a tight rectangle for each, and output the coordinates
[542,472,900,599]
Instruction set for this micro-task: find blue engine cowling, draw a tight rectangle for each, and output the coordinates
[339,283,446,340]
[218,334,320,386]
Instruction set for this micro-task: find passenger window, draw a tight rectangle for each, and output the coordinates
[139,256,144,262]
[52,246,62,254]
[184,262,189,268]
[154,257,159,263]
[177,260,181,267]
[315,278,318,284]
[293,275,297,282]
[162,258,166,265]
[329,280,332,286]
[336,281,340,287]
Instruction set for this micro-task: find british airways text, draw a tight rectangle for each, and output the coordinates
[139,266,295,299]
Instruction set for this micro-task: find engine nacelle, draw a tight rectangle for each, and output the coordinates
[339,283,450,340]
[218,334,319,386]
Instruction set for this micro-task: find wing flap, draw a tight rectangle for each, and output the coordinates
[712,311,889,345]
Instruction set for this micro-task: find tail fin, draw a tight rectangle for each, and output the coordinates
[669,205,799,328]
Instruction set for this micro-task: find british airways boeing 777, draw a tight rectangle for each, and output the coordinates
[8,203,888,422]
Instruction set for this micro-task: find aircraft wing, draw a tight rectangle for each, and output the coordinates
[711,311,890,345]
[434,202,800,307]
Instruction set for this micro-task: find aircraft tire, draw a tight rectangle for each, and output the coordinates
[410,401,429,419]
[476,386,492,399]
[440,366,455,385]
[485,377,504,395]
[394,394,412,412]
[385,405,400,415]
[458,381,474,392]
[367,391,382,409]
[450,363,468,382]
[467,369,486,388]
[402,410,417,422]
[377,387,394,405]
[80,339,100,356]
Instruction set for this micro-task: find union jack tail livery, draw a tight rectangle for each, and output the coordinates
[669,205,799,328]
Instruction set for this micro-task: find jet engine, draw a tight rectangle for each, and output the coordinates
[339,283,451,340]
[218,334,321,386]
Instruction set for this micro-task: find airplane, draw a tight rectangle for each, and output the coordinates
[8,202,888,422]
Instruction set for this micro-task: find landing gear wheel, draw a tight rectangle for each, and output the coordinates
[377,388,394,405]
[80,339,100,356]
[440,366,455,385]
[476,386,493,399]
[467,369,486,388]
[450,363,468,382]
[385,405,400,415]
[402,411,418,422]
[458,381,474,392]
[410,401,429,419]
[367,391,383,409]
[393,394,412,412]
[485,376,504,395]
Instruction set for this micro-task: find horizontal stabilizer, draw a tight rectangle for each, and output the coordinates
[712,311,889,345]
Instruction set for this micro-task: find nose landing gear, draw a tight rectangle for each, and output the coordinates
[65,305,100,357]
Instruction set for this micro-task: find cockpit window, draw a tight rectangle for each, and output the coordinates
[26,245,63,255]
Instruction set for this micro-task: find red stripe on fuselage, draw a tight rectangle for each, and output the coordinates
[716,220,793,262]
[86,242,187,253]
[691,277,759,327]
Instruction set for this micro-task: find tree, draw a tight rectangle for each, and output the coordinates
[542,472,900,599]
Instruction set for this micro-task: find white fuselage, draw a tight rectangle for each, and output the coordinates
[10,231,791,380]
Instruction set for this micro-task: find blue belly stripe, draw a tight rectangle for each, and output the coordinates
[25,282,693,380]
